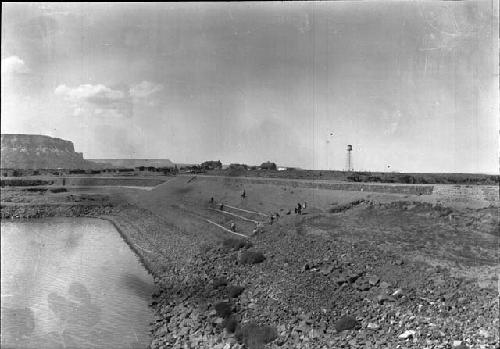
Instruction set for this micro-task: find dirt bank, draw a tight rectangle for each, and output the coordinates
[0,202,118,219]
[190,174,435,195]
[113,176,498,348]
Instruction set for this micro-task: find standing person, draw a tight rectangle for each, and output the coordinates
[210,197,214,204]
[297,203,302,215]
[219,203,224,211]
[241,190,246,198]
[230,222,236,232]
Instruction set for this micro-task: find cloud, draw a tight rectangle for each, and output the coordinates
[129,81,164,99]
[55,81,163,118]
[55,84,125,103]
[1,56,29,75]
[55,83,130,118]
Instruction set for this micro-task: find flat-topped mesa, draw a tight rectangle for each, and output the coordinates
[1,134,93,169]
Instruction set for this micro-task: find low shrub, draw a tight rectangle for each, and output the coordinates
[23,187,47,193]
[235,322,277,349]
[223,316,239,333]
[227,285,245,298]
[212,277,228,289]
[239,251,265,265]
[335,315,360,331]
[214,302,232,319]
[1,179,53,187]
[222,238,253,251]
[50,187,67,193]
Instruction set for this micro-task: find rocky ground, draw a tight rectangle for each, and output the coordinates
[0,188,117,219]
[148,206,499,349]
[2,184,498,349]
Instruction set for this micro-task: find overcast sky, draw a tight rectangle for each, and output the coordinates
[1,2,498,173]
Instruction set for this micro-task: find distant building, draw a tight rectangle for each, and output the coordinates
[229,163,248,170]
[201,160,222,170]
[260,161,277,171]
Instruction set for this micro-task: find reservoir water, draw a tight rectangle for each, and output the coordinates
[1,218,155,349]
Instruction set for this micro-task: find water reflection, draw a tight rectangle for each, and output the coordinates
[1,218,154,349]
[1,307,35,346]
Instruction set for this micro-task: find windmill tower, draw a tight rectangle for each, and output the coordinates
[346,145,353,171]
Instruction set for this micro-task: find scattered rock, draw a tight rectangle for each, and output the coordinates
[367,323,380,330]
[377,294,396,304]
[354,279,371,291]
[379,281,391,289]
[213,317,225,325]
[348,271,363,283]
[320,264,334,275]
[368,275,380,286]
[478,329,490,338]
[392,288,404,298]
[398,330,416,339]
[334,275,349,285]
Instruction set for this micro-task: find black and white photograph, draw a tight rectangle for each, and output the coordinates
[1,2,499,348]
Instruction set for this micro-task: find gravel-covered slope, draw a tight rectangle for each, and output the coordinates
[149,209,499,349]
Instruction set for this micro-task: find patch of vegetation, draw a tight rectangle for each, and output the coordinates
[239,251,265,265]
[205,168,498,185]
[1,179,53,187]
[227,285,245,298]
[214,302,232,319]
[212,277,228,289]
[235,322,277,349]
[223,316,239,333]
[23,187,48,193]
[335,315,360,331]
[49,187,68,193]
[222,238,253,251]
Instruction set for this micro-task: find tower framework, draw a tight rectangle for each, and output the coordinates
[346,145,353,171]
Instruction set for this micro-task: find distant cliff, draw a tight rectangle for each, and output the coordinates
[1,134,97,169]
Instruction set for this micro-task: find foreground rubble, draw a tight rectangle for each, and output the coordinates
[149,212,499,349]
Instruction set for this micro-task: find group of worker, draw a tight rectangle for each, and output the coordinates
[209,189,307,233]
[208,190,247,231]
[294,202,307,215]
